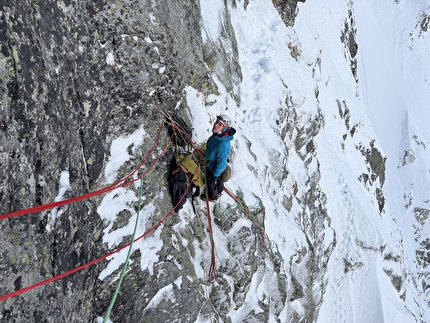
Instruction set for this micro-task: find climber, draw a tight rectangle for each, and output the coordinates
[201,114,236,202]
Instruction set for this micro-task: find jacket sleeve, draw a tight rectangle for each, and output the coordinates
[212,144,229,177]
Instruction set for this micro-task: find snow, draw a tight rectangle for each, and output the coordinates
[91,0,430,321]
[106,51,115,66]
[49,171,71,227]
[104,125,146,184]
[143,282,176,310]
[200,0,225,42]
[97,126,164,280]
[353,0,430,319]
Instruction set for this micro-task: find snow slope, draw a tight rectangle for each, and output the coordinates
[195,0,429,321]
[354,0,430,320]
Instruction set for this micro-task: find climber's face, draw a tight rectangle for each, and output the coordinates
[212,119,225,133]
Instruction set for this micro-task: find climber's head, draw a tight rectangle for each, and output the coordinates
[212,114,231,134]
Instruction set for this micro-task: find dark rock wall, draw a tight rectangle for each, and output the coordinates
[0,0,210,321]
[272,0,305,26]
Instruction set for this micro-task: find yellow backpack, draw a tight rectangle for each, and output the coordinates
[176,154,205,187]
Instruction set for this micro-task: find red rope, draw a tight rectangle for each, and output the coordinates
[0,123,166,221]
[164,118,204,156]
[0,169,197,302]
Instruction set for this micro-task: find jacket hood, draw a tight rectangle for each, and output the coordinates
[219,127,236,138]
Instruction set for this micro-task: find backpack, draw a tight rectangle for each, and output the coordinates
[165,113,193,148]
[169,160,192,212]
[175,154,204,187]
[221,164,232,182]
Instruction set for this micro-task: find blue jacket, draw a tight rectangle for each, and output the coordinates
[205,127,236,177]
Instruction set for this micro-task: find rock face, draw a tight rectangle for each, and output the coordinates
[0,1,302,322]
[272,0,306,26]
[1,0,209,321]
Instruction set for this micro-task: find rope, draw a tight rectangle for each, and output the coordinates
[0,170,197,302]
[223,186,270,247]
[0,122,176,302]
[204,169,218,283]
[164,109,276,283]
[160,108,219,281]
[156,106,204,156]
[102,176,144,322]
[161,108,270,277]
[0,106,270,302]
[196,222,216,323]
[0,123,166,221]
[0,109,220,301]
